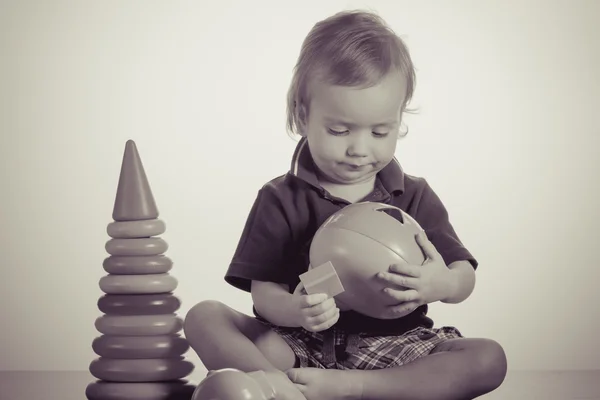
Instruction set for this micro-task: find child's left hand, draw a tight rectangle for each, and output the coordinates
[376,231,452,317]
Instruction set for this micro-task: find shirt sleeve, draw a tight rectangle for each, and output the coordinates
[414,180,479,270]
[224,186,295,292]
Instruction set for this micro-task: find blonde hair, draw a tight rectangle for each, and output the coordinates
[286,9,417,137]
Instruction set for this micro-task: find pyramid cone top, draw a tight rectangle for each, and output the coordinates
[112,140,159,221]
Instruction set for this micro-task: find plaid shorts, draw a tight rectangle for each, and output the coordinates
[257,316,463,370]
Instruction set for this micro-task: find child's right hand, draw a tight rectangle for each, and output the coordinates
[291,282,340,332]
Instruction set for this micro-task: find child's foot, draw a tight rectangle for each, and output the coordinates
[286,368,362,400]
[263,370,307,400]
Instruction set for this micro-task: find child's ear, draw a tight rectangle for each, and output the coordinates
[297,102,308,136]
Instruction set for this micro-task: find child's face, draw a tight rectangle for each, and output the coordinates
[303,71,407,186]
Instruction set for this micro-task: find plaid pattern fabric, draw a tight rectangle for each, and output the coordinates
[257,317,462,370]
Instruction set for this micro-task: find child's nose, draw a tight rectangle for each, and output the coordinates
[347,137,369,157]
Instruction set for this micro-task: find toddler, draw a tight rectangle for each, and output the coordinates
[185,9,507,400]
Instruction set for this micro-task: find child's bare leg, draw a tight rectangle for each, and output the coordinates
[184,300,304,399]
[356,337,506,400]
[288,338,507,400]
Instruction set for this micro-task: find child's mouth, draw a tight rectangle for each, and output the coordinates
[344,163,368,170]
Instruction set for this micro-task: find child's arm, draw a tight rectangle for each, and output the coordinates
[251,281,300,327]
[441,260,476,304]
[378,178,479,309]
[251,280,339,331]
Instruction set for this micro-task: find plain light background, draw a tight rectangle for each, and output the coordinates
[1,0,598,376]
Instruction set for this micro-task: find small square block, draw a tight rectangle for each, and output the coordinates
[299,261,345,298]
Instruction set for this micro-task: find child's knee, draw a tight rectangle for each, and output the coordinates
[183,300,230,336]
[474,339,507,390]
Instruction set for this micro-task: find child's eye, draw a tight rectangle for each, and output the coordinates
[327,128,388,137]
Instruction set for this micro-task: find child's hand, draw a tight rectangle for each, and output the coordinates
[291,282,340,332]
[377,231,452,318]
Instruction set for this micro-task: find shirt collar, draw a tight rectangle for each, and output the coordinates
[289,137,405,195]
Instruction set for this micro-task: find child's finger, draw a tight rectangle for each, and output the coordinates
[310,307,340,332]
[306,305,338,327]
[389,263,421,278]
[293,281,307,296]
[382,287,420,303]
[302,297,335,316]
[415,231,440,262]
[377,271,419,289]
[295,383,307,394]
[300,292,328,308]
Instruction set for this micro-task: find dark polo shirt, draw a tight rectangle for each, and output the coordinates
[225,137,478,334]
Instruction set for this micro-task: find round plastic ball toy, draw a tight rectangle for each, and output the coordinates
[191,368,276,400]
[309,201,426,318]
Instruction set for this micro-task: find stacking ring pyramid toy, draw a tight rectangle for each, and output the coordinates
[86,141,196,400]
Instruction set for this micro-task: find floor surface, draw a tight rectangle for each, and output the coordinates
[0,370,599,399]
